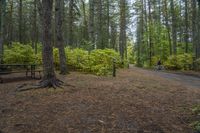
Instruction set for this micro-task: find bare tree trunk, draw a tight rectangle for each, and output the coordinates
[36,0,62,88]
[55,0,68,75]
[147,0,152,66]
[0,0,6,63]
[88,0,95,48]
[163,0,172,55]
[18,0,23,43]
[170,0,177,55]
[197,0,200,58]
[184,0,189,53]
[192,0,198,59]
[68,0,74,46]
[32,0,38,54]
[110,21,117,50]
[96,0,103,49]
[119,0,126,61]
[81,0,88,42]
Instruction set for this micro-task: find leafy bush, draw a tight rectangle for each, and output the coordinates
[190,121,200,132]
[4,42,36,64]
[53,48,122,75]
[66,48,89,70]
[164,54,193,70]
[192,105,200,116]
[194,58,200,70]
[89,49,121,75]
[3,43,124,76]
[191,105,200,132]
[127,45,135,64]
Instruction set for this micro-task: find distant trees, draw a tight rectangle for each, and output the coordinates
[0,0,131,86]
[134,0,200,68]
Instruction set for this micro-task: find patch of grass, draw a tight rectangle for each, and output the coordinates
[190,105,200,132]
[192,105,200,115]
[190,121,200,132]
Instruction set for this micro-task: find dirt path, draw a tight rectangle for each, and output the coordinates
[0,69,200,133]
[130,67,200,89]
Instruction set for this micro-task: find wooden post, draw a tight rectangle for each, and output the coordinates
[113,58,116,77]
[193,56,196,70]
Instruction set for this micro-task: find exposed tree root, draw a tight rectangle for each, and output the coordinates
[16,78,65,92]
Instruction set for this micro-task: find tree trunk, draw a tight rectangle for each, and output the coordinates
[96,0,103,49]
[119,0,126,61]
[192,0,198,59]
[197,0,200,58]
[88,0,95,47]
[68,0,74,47]
[18,0,23,43]
[81,0,88,42]
[0,0,6,63]
[55,0,68,75]
[163,0,172,55]
[170,0,177,55]
[32,0,38,54]
[147,0,153,66]
[35,0,63,88]
[184,0,189,53]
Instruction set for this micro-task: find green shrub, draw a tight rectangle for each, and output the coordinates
[64,47,89,71]
[4,42,36,64]
[192,105,200,116]
[190,121,200,132]
[164,54,193,70]
[127,45,135,64]
[3,43,124,76]
[89,49,121,75]
[51,48,122,75]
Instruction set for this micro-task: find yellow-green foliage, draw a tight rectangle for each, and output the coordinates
[52,48,122,75]
[89,49,121,75]
[4,43,123,76]
[164,54,193,70]
[66,48,89,70]
[4,42,35,64]
[190,105,200,132]
[152,56,160,66]
[127,45,135,64]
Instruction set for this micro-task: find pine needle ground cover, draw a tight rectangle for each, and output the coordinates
[0,67,200,133]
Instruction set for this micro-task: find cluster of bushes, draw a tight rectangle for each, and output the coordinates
[163,54,193,70]
[152,53,195,70]
[54,48,123,75]
[3,43,125,76]
[190,105,200,132]
[4,42,36,64]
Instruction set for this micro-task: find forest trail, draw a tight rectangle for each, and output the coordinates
[130,66,200,89]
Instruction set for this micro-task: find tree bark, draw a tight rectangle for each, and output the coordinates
[36,0,62,88]
[170,0,177,55]
[18,0,23,43]
[184,0,189,53]
[0,0,6,63]
[96,0,103,49]
[55,0,68,75]
[88,0,95,47]
[68,0,74,46]
[119,0,127,61]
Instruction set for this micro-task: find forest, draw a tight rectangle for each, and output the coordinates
[0,0,200,133]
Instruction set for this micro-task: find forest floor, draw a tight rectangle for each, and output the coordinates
[0,67,200,133]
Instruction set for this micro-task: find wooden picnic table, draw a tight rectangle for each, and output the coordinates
[0,64,42,83]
